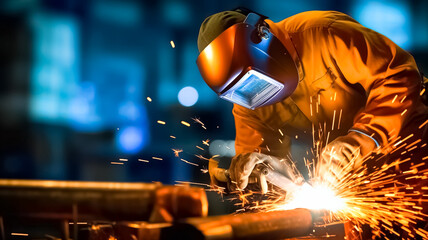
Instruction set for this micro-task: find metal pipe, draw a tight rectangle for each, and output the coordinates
[61,219,69,240]
[0,216,5,240]
[0,179,207,222]
[161,208,314,240]
[72,204,78,240]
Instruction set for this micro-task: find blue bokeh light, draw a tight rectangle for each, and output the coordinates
[117,126,146,154]
[178,86,199,107]
[29,13,80,123]
[352,0,412,50]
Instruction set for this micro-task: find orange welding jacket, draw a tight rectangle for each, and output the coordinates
[233,11,428,158]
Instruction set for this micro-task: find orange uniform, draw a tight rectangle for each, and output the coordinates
[233,11,428,161]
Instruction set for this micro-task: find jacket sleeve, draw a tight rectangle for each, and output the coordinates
[233,104,291,158]
[326,18,422,152]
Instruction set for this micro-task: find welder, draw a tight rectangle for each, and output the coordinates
[196,9,428,191]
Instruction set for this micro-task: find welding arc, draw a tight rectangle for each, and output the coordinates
[258,166,301,193]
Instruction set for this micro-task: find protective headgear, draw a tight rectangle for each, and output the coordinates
[196,9,299,109]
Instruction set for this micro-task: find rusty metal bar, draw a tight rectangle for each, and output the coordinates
[0,179,207,222]
[72,204,78,240]
[161,208,314,240]
[0,216,5,240]
[61,219,69,240]
[0,179,159,221]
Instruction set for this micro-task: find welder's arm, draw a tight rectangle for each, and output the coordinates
[229,104,291,190]
[323,19,423,170]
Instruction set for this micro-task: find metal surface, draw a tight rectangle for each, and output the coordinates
[0,179,207,221]
[0,179,158,221]
[0,179,359,240]
[259,166,300,193]
[161,208,314,240]
[0,179,208,240]
[74,219,358,240]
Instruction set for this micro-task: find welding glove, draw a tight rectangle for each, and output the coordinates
[229,152,297,193]
[318,130,378,182]
[209,158,230,191]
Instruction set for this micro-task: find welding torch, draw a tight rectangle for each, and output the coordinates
[209,153,304,194]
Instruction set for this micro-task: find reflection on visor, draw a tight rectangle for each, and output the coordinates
[220,70,283,109]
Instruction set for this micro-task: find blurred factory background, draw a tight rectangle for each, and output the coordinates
[1,0,427,186]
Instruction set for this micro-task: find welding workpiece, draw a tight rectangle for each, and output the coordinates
[0,179,208,240]
[161,210,361,240]
[0,179,359,240]
[161,208,314,240]
[0,179,208,222]
[79,211,357,240]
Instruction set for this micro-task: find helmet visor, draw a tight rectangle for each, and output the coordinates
[220,69,283,109]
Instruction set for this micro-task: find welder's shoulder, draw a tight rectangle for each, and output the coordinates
[280,11,357,33]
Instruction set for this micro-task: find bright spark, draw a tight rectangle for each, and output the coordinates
[331,110,336,130]
[68,222,87,225]
[192,117,206,129]
[180,158,199,166]
[234,126,428,239]
[196,145,204,151]
[195,154,210,161]
[181,121,190,127]
[419,119,428,129]
[274,183,346,211]
[110,162,124,165]
[11,233,29,236]
[172,149,183,157]
[202,139,210,146]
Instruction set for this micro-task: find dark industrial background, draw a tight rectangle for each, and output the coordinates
[1,0,427,207]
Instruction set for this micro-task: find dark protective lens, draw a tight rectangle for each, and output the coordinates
[220,70,283,109]
[234,74,276,104]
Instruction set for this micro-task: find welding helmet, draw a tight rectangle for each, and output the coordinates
[196,9,299,109]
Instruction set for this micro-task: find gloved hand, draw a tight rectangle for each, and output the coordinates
[208,158,230,190]
[318,130,378,182]
[229,152,297,193]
